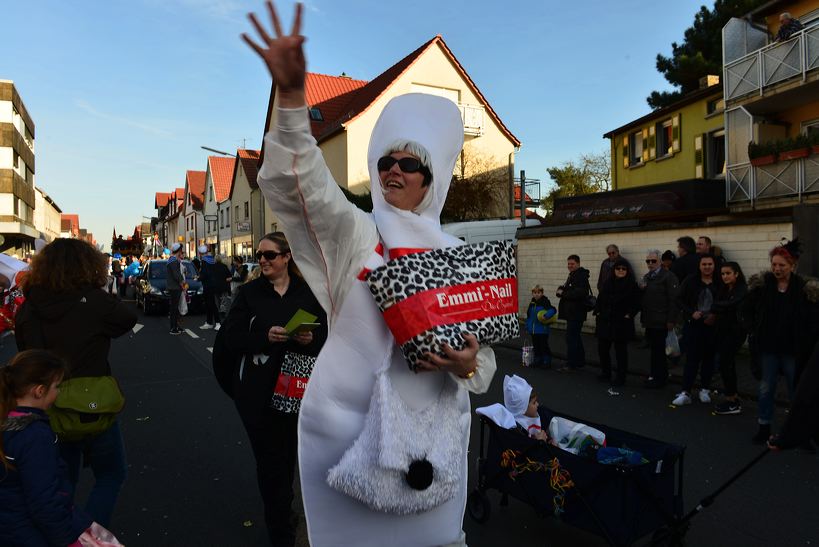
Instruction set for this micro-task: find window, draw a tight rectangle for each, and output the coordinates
[802,118,819,136]
[309,107,323,121]
[13,198,19,217]
[706,98,725,115]
[13,151,19,169]
[234,205,238,224]
[220,210,224,229]
[226,207,230,225]
[657,119,673,158]
[707,130,726,179]
[628,130,643,166]
[209,186,213,202]
[244,201,249,219]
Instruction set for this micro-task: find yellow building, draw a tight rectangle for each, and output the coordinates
[604,78,725,190]
[723,0,819,208]
[263,35,520,218]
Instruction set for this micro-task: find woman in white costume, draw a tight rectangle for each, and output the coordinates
[243,4,497,545]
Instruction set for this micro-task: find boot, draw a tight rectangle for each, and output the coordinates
[752,424,771,445]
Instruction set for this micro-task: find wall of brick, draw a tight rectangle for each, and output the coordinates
[517,220,793,331]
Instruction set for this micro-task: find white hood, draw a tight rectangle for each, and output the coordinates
[503,374,532,417]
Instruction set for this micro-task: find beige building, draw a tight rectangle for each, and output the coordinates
[263,35,520,216]
[229,149,262,260]
[0,80,37,256]
[202,156,236,256]
[183,171,206,257]
[34,187,62,242]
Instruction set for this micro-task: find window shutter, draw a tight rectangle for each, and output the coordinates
[694,133,706,179]
[623,136,629,168]
[642,128,650,162]
[648,125,657,160]
[672,115,681,153]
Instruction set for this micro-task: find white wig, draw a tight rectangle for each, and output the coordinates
[380,139,435,214]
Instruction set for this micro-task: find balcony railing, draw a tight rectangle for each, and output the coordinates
[459,103,485,136]
[724,24,819,101]
[727,155,819,204]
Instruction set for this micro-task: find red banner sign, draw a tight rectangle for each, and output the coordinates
[382,277,518,345]
[274,374,309,399]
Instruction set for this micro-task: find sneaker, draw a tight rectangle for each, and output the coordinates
[200,323,213,330]
[698,389,711,404]
[714,401,742,415]
[214,323,221,331]
[169,328,182,336]
[672,392,692,406]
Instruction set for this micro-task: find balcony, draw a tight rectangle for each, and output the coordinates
[727,155,819,205]
[459,103,485,136]
[724,24,819,102]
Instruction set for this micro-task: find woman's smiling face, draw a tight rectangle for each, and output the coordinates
[378,151,429,211]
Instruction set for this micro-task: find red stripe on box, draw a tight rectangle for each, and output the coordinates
[382,278,517,345]
[274,374,310,399]
[388,248,430,260]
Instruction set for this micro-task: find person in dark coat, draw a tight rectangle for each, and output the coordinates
[670,236,698,284]
[217,232,326,547]
[166,243,186,335]
[15,238,138,528]
[557,254,591,369]
[0,350,93,547]
[712,262,748,415]
[672,254,721,407]
[640,249,679,388]
[740,239,819,444]
[212,255,233,327]
[594,258,640,386]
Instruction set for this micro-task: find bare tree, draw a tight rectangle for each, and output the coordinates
[441,151,509,222]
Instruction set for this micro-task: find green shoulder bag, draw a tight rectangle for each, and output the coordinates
[47,376,125,442]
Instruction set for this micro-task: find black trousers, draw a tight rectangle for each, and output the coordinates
[238,406,299,547]
[717,331,746,397]
[645,327,668,383]
[203,287,218,325]
[598,338,628,380]
[169,289,182,330]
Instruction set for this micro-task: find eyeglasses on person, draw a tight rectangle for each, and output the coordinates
[377,156,429,175]
[256,250,287,261]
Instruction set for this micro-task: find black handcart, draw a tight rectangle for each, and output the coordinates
[468,406,768,546]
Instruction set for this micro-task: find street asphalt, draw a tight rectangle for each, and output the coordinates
[2,302,817,547]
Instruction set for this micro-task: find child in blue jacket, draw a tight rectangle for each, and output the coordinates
[0,350,92,547]
[526,285,557,368]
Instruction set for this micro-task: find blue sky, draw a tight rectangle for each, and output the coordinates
[4,0,710,250]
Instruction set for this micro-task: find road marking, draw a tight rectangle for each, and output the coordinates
[206,347,213,353]
[132,324,143,334]
[185,329,199,339]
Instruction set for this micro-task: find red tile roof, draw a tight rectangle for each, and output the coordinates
[235,149,261,192]
[208,156,236,203]
[155,192,172,208]
[295,35,520,147]
[186,171,206,210]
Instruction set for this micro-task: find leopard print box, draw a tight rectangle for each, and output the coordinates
[365,240,520,371]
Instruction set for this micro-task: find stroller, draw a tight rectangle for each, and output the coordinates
[468,406,767,546]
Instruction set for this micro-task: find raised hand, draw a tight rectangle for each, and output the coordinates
[242,1,306,106]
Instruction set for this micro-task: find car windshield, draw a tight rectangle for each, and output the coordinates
[148,261,197,280]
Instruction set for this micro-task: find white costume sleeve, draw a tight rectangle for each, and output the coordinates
[257,106,378,321]
[450,346,496,394]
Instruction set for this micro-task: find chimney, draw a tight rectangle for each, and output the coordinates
[699,75,720,89]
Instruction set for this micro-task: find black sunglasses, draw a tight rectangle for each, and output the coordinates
[645,259,658,264]
[377,156,429,175]
[256,250,287,261]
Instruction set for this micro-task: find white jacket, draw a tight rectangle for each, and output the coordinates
[258,97,495,546]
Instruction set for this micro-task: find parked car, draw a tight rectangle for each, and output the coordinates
[135,259,203,315]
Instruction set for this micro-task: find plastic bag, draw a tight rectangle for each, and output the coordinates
[178,293,188,316]
[665,330,680,357]
[548,416,606,455]
[521,345,534,367]
[77,522,124,546]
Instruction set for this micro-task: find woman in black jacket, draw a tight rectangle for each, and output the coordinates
[673,254,721,407]
[216,232,326,547]
[15,238,138,528]
[594,258,640,386]
[712,262,747,415]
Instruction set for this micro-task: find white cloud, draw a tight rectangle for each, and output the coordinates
[74,100,174,138]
